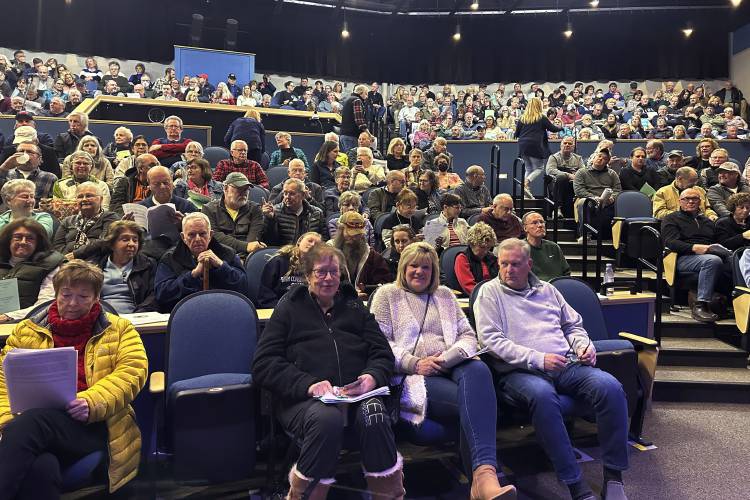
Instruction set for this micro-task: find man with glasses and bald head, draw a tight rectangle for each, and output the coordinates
[662,187,731,322]
[522,211,570,281]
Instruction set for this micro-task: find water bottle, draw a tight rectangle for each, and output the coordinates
[603,263,615,296]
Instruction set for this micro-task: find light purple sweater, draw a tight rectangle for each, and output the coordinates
[474,275,592,372]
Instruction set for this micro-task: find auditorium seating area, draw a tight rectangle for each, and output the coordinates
[2,47,750,499]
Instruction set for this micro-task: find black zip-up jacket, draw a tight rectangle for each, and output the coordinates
[252,283,394,404]
[661,209,717,255]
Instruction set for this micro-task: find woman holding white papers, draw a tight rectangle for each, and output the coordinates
[253,244,404,500]
[371,243,517,500]
[0,260,148,498]
[0,218,65,323]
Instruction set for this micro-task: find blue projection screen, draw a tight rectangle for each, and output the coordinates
[174,46,255,86]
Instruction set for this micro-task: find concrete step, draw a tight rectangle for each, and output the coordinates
[653,366,750,403]
[659,309,740,338]
[658,337,748,368]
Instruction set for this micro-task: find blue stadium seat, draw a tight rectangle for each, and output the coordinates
[611,191,659,261]
[249,185,269,204]
[150,290,258,483]
[244,247,280,305]
[440,245,468,292]
[265,167,289,189]
[203,146,231,170]
[61,450,106,492]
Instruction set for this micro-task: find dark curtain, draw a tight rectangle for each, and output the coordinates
[4,0,748,84]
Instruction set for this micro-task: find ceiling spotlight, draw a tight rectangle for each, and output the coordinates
[453,24,462,41]
[682,27,693,37]
[730,0,742,7]
[563,22,573,38]
[341,21,349,39]
[590,0,599,6]
[470,0,479,10]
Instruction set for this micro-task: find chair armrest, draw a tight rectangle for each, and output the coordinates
[732,286,750,334]
[618,331,658,347]
[612,219,623,250]
[150,371,165,394]
[663,251,677,287]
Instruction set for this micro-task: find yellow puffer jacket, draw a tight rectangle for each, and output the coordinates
[652,182,718,221]
[0,309,148,493]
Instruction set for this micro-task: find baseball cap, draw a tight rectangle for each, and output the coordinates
[13,126,37,144]
[667,149,684,158]
[228,73,236,80]
[224,172,251,188]
[567,104,577,111]
[598,147,612,158]
[15,111,34,122]
[717,161,740,174]
[198,73,209,80]
[339,211,366,237]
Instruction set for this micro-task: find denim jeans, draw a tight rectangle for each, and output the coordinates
[523,155,546,184]
[425,360,498,470]
[496,364,629,484]
[340,134,359,154]
[676,253,726,302]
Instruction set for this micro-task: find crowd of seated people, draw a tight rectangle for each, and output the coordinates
[1,53,750,497]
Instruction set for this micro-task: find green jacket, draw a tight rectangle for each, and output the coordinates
[0,250,65,308]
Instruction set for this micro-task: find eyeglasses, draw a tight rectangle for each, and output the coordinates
[11,234,36,243]
[681,196,701,202]
[312,268,339,279]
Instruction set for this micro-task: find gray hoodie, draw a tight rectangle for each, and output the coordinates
[474,274,592,372]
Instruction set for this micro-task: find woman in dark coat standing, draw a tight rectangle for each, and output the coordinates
[224,108,266,164]
[515,97,562,199]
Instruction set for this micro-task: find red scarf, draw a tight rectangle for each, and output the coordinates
[49,301,102,392]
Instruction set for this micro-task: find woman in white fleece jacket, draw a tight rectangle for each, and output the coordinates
[371,242,516,500]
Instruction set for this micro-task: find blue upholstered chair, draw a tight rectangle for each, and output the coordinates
[149,290,259,482]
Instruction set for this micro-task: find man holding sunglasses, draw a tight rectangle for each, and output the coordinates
[475,238,629,500]
[662,187,731,322]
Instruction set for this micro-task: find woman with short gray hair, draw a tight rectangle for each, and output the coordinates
[0,179,54,237]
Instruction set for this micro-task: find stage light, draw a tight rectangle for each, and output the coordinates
[563,22,573,38]
[225,18,239,50]
[190,14,204,45]
[590,0,599,7]
[470,1,479,10]
[682,27,693,37]
[730,0,742,7]
[453,23,461,41]
[341,21,350,38]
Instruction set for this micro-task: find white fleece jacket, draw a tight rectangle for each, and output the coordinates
[474,275,593,372]
[371,283,477,425]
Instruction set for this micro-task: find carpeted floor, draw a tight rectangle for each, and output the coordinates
[66,402,750,499]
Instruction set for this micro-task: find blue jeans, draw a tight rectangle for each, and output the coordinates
[496,364,629,484]
[340,134,358,153]
[425,360,498,470]
[523,155,546,184]
[676,253,725,302]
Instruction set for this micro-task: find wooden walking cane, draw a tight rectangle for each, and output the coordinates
[202,262,209,291]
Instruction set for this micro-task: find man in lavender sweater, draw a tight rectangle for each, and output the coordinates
[474,238,629,500]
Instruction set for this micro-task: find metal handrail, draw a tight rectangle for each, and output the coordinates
[636,225,663,345]
[489,144,500,197]
[541,175,559,242]
[511,157,526,215]
[580,197,603,283]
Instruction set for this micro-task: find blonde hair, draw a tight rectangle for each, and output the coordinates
[277,231,322,277]
[114,126,133,143]
[396,242,440,294]
[519,97,544,125]
[467,222,497,248]
[246,108,262,121]
[53,259,104,297]
[387,137,406,156]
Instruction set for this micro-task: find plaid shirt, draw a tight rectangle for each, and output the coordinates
[353,97,367,129]
[0,168,58,204]
[212,159,269,189]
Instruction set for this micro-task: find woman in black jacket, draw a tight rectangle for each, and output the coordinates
[310,140,341,189]
[224,109,266,164]
[715,192,750,251]
[515,97,562,199]
[253,244,403,500]
[79,220,157,313]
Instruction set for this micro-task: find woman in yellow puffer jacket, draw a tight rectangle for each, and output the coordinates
[0,260,147,498]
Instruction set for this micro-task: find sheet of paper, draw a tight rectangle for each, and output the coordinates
[3,347,77,414]
[317,386,390,404]
[0,278,20,315]
[147,203,179,240]
[639,182,656,198]
[423,219,447,247]
[122,203,149,229]
[120,312,171,326]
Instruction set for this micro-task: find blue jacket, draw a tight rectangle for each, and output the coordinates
[224,117,266,152]
[155,238,247,312]
[137,194,197,214]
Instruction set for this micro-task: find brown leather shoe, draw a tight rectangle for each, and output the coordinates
[692,302,718,323]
